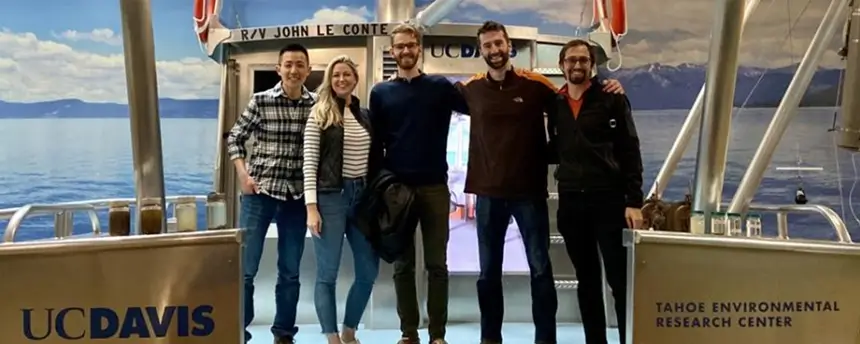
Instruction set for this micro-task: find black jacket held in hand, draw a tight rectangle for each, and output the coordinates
[352,169,419,263]
[547,81,644,208]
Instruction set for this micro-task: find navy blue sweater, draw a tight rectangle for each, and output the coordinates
[369,73,468,185]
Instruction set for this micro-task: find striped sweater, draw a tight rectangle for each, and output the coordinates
[302,107,371,204]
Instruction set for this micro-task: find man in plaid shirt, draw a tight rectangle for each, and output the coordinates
[227,43,317,344]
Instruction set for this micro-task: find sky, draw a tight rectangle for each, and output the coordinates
[0,0,846,103]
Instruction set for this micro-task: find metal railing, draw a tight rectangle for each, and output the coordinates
[547,192,852,243]
[0,195,206,243]
[746,203,852,243]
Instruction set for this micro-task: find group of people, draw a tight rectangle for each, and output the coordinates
[227,20,643,344]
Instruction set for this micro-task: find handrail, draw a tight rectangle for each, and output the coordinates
[551,193,851,244]
[0,195,207,242]
[746,203,852,243]
[0,195,207,220]
[3,204,101,243]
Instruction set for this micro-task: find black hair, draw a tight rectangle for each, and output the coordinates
[279,44,309,63]
[476,20,510,41]
[558,39,596,66]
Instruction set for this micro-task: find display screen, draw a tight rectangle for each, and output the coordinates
[443,75,531,273]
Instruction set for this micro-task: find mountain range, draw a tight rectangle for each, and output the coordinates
[0,63,844,119]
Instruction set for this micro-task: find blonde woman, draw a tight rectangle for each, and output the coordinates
[302,55,379,344]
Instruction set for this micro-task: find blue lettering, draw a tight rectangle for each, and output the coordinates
[191,305,215,336]
[90,307,119,338]
[21,305,215,339]
[428,44,519,59]
[56,308,85,339]
[119,307,151,338]
[22,308,52,340]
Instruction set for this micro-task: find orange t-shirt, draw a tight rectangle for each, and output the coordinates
[559,82,590,119]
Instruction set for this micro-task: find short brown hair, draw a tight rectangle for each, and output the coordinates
[558,39,596,65]
[476,20,509,41]
[390,23,421,45]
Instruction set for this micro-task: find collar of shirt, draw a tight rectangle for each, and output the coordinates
[485,66,518,88]
[271,82,314,104]
[558,80,595,99]
[389,69,425,82]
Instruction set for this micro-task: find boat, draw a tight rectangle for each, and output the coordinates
[0,0,859,342]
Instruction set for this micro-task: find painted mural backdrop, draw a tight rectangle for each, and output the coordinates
[0,0,852,272]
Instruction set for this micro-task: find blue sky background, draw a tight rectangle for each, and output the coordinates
[0,0,843,102]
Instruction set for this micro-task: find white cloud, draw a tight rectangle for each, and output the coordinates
[296,6,373,25]
[51,28,123,46]
[462,0,845,68]
[0,29,220,103]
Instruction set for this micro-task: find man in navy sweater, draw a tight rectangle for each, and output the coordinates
[368,23,467,344]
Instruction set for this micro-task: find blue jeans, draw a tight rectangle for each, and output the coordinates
[475,196,558,343]
[241,193,307,342]
[314,179,380,334]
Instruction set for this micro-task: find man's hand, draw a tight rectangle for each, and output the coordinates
[240,173,259,195]
[601,79,625,94]
[625,207,643,229]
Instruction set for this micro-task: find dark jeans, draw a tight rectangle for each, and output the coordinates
[241,193,307,342]
[557,191,627,344]
[393,184,450,341]
[476,196,558,343]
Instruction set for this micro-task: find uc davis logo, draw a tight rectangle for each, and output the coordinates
[21,305,214,340]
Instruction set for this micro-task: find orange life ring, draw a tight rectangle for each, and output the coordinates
[193,0,217,44]
[592,0,628,37]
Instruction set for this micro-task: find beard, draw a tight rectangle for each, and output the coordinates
[395,52,418,70]
[483,51,510,70]
[567,68,589,84]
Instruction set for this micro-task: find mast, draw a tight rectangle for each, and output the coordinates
[691,0,746,230]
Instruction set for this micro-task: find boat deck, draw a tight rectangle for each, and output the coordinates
[247,323,620,343]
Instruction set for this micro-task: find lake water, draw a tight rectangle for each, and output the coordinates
[1,108,857,242]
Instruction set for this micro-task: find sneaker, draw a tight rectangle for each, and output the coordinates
[430,339,447,344]
[342,338,361,344]
[397,337,420,344]
[480,340,500,344]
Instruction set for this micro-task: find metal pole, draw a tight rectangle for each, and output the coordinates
[648,0,762,199]
[692,0,746,229]
[119,0,167,234]
[376,0,415,22]
[728,0,849,214]
[414,0,465,28]
[214,57,240,228]
[838,0,860,149]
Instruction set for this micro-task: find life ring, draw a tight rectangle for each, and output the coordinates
[592,0,628,37]
[193,0,218,44]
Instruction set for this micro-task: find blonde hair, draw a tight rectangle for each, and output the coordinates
[311,55,359,130]
[390,23,422,45]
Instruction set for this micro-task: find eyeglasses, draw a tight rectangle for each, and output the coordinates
[392,42,419,51]
[564,56,591,65]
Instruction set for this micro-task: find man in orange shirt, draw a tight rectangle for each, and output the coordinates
[547,38,644,344]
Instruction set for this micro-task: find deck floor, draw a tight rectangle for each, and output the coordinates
[248,323,621,343]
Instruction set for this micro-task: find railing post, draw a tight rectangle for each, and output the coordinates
[776,212,789,239]
[53,211,73,239]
